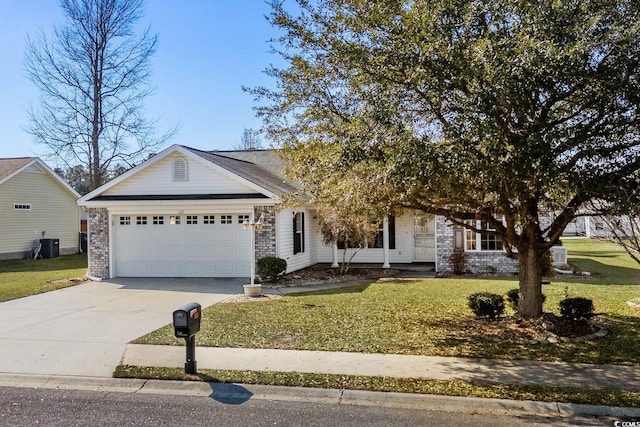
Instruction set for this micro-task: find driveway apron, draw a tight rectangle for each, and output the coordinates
[0,278,244,377]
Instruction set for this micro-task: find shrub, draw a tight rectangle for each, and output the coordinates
[559,297,595,320]
[448,252,468,275]
[506,288,520,311]
[468,292,505,320]
[257,257,287,282]
[506,288,546,311]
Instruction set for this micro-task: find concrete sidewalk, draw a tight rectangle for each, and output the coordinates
[121,274,640,392]
[121,344,640,391]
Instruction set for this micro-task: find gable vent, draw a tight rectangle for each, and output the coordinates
[173,158,188,181]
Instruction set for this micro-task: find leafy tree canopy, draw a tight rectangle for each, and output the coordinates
[253,0,640,317]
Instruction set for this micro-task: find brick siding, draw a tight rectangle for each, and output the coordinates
[436,216,518,274]
[254,206,277,261]
[87,208,110,279]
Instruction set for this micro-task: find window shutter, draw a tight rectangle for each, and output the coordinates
[388,216,396,250]
[293,213,300,254]
[293,212,305,254]
[301,212,305,252]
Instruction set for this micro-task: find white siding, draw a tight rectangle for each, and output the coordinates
[315,214,415,264]
[276,208,316,273]
[0,167,80,257]
[104,152,258,196]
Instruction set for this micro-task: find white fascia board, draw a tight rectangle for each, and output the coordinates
[78,144,277,205]
[33,158,82,199]
[0,161,31,186]
[0,158,81,199]
[107,206,257,216]
[81,198,275,210]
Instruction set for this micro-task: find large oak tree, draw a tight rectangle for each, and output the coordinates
[25,0,174,190]
[254,0,640,317]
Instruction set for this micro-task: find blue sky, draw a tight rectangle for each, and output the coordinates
[0,1,283,162]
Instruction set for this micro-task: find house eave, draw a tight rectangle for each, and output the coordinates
[88,193,270,201]
[78,196,277,209]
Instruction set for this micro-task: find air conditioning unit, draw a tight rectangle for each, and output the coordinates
[550,246,567,266]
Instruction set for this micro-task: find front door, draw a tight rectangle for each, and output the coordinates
[414,216,435,262]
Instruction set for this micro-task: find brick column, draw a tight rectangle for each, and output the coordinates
[88,208,110,279]
[254,206,276,261]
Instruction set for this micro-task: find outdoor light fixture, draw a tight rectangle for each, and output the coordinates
[243,213,264,286]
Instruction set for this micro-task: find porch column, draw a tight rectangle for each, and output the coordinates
[383,216,391,268]
[331,243,339,268]
[584,216,591,238]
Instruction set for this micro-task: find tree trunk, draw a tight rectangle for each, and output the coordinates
[518,247,544,318]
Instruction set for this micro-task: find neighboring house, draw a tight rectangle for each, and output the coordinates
[0,157,81,260]
[562,216,619,239]
[77,144,523,279]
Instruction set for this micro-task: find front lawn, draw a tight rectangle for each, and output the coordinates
[135,239,640,365]
[0,253,88,302]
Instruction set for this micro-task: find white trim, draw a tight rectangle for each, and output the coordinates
[434,217,439,272]
[172,157,189,182]
[79,198,274,209]
[0,158,81,199]
[382,216,390,268]
[464,220,504,252]
[108,212,115,278]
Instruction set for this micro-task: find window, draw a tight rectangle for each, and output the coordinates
[238,214,250,224]
[13,203,31,210]
[119,216,131,225]
[186,215,198,224]
[338,217,395,250]
[170,215,181,225]
[465,221,503,251]
[173,157,188,181]
[153,216,164,225]
[221,215,232,224]
[203,215,215,224]
[372,217,396,249]
[293,212,305,254]
[136,216,148,225]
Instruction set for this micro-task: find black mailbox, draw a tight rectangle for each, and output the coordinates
[172,302,201,338]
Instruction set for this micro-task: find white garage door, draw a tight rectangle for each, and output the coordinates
[114,214,251,277]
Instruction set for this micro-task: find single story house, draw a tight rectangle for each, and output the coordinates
[78,144,526,279]
[0,157,81,260]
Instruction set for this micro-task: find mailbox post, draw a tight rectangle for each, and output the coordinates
[172,302,201,375]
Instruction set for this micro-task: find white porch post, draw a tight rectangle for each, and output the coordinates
[331,243,339,268]
[584,216,591,238]
[383,216,390,268]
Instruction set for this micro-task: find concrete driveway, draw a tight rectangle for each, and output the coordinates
[0,278,246,377]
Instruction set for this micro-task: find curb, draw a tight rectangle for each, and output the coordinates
[1,373,639,419]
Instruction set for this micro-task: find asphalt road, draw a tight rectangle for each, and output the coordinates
[0,385,615,427]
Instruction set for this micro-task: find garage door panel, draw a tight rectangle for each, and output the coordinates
[114,213,251,277]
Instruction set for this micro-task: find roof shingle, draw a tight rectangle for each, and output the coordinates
[0,158,35,182]
[181,146,299,196]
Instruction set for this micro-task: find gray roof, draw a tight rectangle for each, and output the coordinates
[181,146,299,196]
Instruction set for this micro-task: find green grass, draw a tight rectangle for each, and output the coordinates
[0,253,88,302]
[135,238,640,365]
[114,365,640,408]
